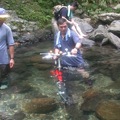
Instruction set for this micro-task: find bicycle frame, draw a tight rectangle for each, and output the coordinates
[40,51,77,105]
[50,60,70,104]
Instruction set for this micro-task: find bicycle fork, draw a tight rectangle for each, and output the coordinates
[53,70,73,105]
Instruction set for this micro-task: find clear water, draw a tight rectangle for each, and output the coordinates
[0,41,120,120]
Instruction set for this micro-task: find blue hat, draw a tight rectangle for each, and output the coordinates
[0,8,10,18]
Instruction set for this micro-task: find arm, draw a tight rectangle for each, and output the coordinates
[9,45,15,68]
[71,30,82,54]
[71,42,82,55]
[53,48,60,60]
[62,16,73,25]
[71,20,87,37]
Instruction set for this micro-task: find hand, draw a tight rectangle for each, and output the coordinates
[53,56,58,60]
[62,16,66,20]
[9,59,15,68]
[71,48,77,55]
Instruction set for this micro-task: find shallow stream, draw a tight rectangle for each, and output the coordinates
[0,41,120,120]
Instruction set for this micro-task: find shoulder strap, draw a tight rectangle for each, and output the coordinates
[56,31,60,45]
[67,5,71,17]
[67,5,73,19]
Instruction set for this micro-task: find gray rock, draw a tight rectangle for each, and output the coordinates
[108,20,120,34]
[98,12,120,23]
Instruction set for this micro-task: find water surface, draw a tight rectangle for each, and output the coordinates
[0,41,120,120]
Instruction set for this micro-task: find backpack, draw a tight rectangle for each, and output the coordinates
[53,5,67,20]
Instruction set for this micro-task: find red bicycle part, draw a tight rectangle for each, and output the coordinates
[50,69,63,82]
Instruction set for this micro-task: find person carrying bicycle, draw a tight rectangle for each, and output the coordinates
[54,18,92,84]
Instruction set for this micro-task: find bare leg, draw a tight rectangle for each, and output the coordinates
[77,68,89,78]
[73,22,87,38]
[77,68,94,86]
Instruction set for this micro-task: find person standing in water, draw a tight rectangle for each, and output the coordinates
[0,8,15,89]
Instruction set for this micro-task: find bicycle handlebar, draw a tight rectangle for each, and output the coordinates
[40,51,76,59]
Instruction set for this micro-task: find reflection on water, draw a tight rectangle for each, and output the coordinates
[0,41,120,120]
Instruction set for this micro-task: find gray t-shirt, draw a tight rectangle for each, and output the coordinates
[0,23,14,64]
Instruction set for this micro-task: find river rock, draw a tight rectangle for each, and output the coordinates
[82,38,95,47]
[93,74,113,89]
[89,25,108,42]
[107,32,120,49]
[106,58,120,82]
[72,17,94,33]
[98,12,120,23]
[13,111,26,120]
[82,88,98,99]
[23,98,58,113]
[89,24,120,48]
[108,20,120,35]
[81,89,112,112]
[105,81,120,94]
[96,100,120,120]
[113,4,120,9]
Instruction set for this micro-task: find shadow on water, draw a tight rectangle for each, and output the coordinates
[0,41,120,120]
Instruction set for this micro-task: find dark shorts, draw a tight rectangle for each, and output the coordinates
[0,64,10,81]
[61,56,85,68]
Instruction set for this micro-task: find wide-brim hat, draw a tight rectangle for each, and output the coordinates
[0,8,10,19]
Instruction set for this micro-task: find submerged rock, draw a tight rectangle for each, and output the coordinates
[23,98,58,113]
[96,100,120,120]
[13,111,26,120]
[81,89,113,112]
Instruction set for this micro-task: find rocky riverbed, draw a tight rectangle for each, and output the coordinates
[0,41,120,120]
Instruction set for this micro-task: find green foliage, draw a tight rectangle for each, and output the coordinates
[80,0,118,18]
[115,8,120,13]
[1,0,52,27]
[0,0,119,28]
